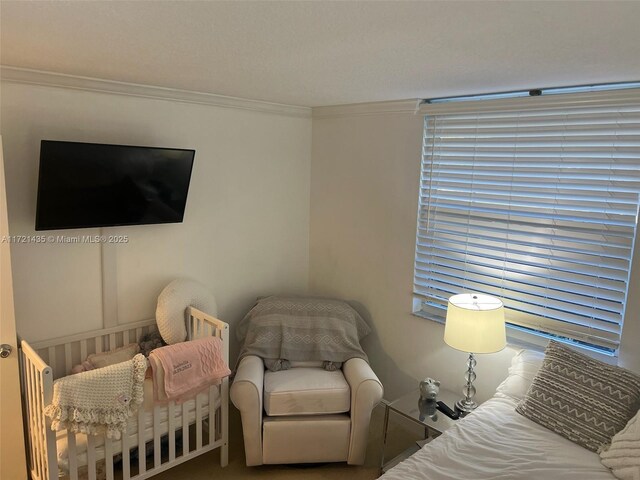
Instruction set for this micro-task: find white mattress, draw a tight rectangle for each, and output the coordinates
[56,378,220,470]
[380,395,616,480]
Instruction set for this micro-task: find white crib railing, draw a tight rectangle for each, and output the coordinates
[20,307,229,480]
[20,340,57,480]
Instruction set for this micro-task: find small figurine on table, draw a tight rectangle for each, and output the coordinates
[419,377,440,401]
[418,377,440,421]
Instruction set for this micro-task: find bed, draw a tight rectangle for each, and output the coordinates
[380,350,617,480]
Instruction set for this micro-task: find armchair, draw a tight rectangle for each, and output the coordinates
[230,295,383,466]
[231,356,383,465]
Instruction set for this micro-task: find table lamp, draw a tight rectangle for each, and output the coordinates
[444,293,506,413]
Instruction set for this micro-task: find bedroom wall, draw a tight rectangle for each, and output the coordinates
[309,102,640,401]
[0,77,311,361]
[309,105,518,402]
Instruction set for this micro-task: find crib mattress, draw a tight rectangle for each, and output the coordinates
[56,378,221,470]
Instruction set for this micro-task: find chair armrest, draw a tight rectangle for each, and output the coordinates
[343,358,383,465]
[230,355,265,466]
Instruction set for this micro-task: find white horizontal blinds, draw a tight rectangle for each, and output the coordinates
[414,99,640,353]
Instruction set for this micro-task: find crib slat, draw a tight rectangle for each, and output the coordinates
[209,385,216,443]
[135,328,142,343]
[195,319,201,340]
[122,423,130,479]
[33,367,45,480]
[221,376,229,466]
[24,361,40,478]
[23,358,34,471]
[196,394,203,450]
[80,339,87,362]
[32,365,45,480]
[39,369,50,480]
[123,329,130,345]
[64,343,73,376]
[168,401,176,461]
[67,432,78,480]
[95,336,103,354]
[48,346,57,377]
[20,353,35,474]
[182,402,189,454]
[109,333,116,350]
[87,435,97,480]
[42,366,58,480]
[153,405,161,468]
[138,406,146,474]
[105,436,114,480]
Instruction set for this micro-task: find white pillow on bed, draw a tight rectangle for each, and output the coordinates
[495,349,545,401]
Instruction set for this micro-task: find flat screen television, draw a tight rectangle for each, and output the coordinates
[35,140,195,231]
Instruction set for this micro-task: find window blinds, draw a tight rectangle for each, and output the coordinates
[414,92,640,354]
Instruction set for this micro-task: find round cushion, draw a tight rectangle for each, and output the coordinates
[156,279,218,344]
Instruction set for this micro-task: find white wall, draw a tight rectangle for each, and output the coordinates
[1,80,311,360]
[309,108,517,401]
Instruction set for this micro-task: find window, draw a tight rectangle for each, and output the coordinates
[413,87,640,356]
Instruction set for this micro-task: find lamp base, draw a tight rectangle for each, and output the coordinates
[456,352,478,415]
[455,398,478,413]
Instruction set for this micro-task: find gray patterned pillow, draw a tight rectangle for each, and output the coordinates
[516,340,640,452]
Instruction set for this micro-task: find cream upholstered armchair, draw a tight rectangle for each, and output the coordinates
[230,297,383,466]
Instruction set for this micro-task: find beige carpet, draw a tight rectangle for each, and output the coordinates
[150,402,419,480]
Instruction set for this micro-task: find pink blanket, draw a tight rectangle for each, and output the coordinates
[149,337,230,403]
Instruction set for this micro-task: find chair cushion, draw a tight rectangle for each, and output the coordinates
[263,367,350,416]
[262,414,351,464]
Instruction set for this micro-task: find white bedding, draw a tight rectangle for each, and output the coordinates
[381,395,615,480]
[381,349,618,480]
[56,378,220,470]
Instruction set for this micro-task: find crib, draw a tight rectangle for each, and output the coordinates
[19,307,229,480]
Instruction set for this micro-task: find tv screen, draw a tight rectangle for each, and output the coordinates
[35,141,195,231]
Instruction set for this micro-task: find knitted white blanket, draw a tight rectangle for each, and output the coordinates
[44,354,146,439]
[600,409,640,480]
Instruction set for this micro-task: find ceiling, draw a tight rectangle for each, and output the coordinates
[2,1,640,107]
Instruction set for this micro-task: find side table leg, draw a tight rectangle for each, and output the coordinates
[379,403,390,475]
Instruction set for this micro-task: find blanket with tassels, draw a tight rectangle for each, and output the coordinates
[44,354,146,439]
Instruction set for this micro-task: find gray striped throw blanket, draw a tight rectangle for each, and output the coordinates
[236,296,371,367]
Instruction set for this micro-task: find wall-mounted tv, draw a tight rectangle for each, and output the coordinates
[35,140,195,231]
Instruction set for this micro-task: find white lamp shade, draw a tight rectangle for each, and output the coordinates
[444,293,506,354]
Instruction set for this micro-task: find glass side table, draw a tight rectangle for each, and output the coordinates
[380,388,461,474]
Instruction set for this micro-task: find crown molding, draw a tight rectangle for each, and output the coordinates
[312,99,421,118]
[0,66,312,118]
